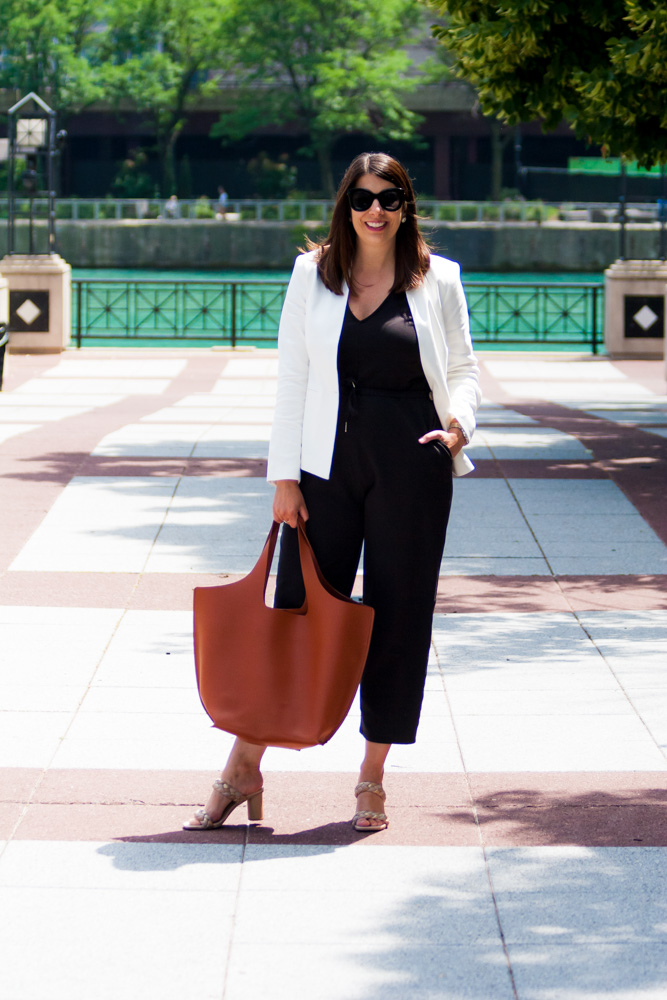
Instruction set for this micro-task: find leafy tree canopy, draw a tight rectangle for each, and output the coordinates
[429,0,667,166]
[0,0,105,114]
[214,0,425,195]
[100,0,231,194]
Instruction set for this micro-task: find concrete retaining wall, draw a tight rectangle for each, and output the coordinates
[3,219,663,271]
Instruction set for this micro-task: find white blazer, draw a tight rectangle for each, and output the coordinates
[267,250,481,482]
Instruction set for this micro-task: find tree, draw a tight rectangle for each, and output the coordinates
[428,0,667,166]
[213,0,425,196]
[101,0,231,196]
[0,0,105,115]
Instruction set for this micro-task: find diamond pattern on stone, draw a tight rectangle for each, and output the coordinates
[633,305,659,331]
[16,299,42,326]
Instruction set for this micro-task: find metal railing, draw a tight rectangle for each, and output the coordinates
[72,278,603,352]
[466,282,602,353]
[6,196,667,225]
[73,278,289,347]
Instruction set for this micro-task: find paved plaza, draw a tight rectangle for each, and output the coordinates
[0,347,666,999]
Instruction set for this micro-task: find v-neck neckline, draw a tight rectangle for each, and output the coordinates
[347,291,395,324]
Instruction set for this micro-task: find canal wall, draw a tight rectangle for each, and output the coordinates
[3,218,662,271]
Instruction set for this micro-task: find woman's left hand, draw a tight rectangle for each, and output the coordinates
[418,427,465,458]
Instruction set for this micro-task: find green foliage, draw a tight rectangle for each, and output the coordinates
[428,0,667,166]
[194,195,215,218]
[111,148,154,197]
[247,153,298,199]
[213,0,425,194]
[0,157,27,192]
[0,0,105,115]
[100,0,231,194]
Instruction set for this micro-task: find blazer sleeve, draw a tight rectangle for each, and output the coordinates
[266,253,312,483]
[435,258,481,444]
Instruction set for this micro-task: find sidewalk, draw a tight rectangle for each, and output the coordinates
[0,348,665,1000]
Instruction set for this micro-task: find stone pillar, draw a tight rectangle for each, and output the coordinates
[0,253,71,354]
[0,274,8,390]
[604,259,667,358]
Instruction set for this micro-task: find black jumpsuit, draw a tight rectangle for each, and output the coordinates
[275,291,454,744]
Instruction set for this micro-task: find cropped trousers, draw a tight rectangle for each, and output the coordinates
[275,387,453,744]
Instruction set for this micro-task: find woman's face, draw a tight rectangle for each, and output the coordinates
[349,173,404,251]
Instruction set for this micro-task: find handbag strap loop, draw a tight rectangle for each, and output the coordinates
[248,516,355,607]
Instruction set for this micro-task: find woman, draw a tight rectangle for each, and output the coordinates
[185,152,480,833]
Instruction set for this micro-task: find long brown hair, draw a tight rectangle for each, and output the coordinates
[306,152,431,296]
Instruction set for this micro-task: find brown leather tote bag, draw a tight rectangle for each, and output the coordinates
[193,518,375,749]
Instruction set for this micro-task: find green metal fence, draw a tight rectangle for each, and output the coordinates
[465,282,601,352]
[72,278,603,352]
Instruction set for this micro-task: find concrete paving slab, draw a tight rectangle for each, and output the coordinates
[508,941,667,1000]
[12,378,172,395]
[49,729,233,772]
[42,360,186,378]
[0,393,124,408]
[455,713,655,746]
[224,940,516,1000]
[210,377,277,395]
[475,428,593,460]
[461,742,666,773]
[487,846,667,933]
[144,477,275,573]
[91,424,211,456]
[445,480,547,573]
[441,557,552,576]
[0,886,233,1000]
[548,552,667,575]
[239,843,484,889]
[220,358,279,377]
[233,885,500,945]
[446,688,637,717]
[483,360,629,382]
[0,606,124,626]
[170,392,277,408]
[0,424,39,442]
[0,840,243,890]
[0,684,87,713]
[584,408,667,425]
[503,382,656,402]
[79,685,204,715]
[139,406,234,423]
[0,631,118,687]
[0,804,24,839]
[192,425,271,453]
[509,478,640,513]
[9,477,179,573]
[476,405,539,426]
[526,513,660,544]
[140,405,275,424]
[0,405,93,422]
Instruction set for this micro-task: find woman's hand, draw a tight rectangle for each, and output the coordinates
[273,480,309,528]
[418,427,466,458]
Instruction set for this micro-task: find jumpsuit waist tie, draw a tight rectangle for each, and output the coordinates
[341,378,433,433]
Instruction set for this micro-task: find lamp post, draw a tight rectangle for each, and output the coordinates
[1,93,72,354]
[7,92,61,255]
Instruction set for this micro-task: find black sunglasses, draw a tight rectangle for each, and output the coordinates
[347,187,405,212]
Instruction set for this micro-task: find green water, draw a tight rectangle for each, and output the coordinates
[72,267,603,283]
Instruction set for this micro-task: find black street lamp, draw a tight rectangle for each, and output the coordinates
[7,92,65,255]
